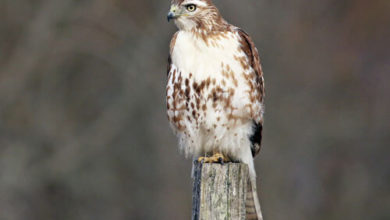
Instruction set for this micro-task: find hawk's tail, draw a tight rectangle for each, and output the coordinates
[246,177,263,220]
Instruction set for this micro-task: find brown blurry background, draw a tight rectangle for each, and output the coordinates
[0,0,389,219]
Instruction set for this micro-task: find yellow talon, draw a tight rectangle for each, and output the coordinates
[198,153,230,163]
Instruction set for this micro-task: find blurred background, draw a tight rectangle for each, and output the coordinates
[0,0,389,219]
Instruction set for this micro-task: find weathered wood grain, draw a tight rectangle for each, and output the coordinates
[192,162,251,220]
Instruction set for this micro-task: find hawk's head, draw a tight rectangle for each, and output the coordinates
[167,0,225,31]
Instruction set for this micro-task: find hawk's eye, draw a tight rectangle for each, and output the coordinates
[186,4,196,12]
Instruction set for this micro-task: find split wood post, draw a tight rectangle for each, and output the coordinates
[192,161,258,220]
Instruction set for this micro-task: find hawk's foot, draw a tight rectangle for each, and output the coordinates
[198,153,230,164]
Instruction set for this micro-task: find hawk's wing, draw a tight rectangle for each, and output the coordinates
[237,29,265,100]
[167,32,179,76]
[237,29,265,157]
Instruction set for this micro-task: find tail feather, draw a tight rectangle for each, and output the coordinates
[245,177,263,220]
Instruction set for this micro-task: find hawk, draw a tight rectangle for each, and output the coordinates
[166,0,264,218]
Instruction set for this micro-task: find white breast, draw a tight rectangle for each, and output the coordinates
[172,31,241,81]
[171,30,257,119]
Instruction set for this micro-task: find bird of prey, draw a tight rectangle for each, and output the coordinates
[166,0,264,218]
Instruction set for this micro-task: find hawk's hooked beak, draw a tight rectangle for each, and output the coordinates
[167,6,179,22]
[167,12,175,22]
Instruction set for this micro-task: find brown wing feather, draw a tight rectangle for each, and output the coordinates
[237,29,265,100]
[167,32,178,76]
[237,29,265,157]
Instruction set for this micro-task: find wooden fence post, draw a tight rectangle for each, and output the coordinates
[192,161,260,220]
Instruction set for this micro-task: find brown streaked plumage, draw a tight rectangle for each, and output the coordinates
[166,0,265,219]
